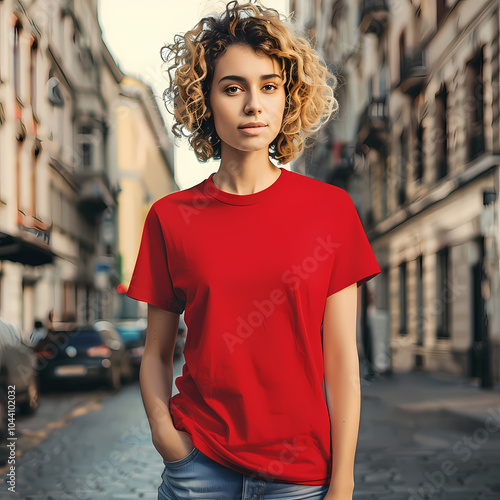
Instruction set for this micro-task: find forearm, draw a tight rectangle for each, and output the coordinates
[324,350,361,493]
[139,353,177,442]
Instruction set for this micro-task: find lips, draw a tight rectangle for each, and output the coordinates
[238,122,267,129]
[238,122,268,136]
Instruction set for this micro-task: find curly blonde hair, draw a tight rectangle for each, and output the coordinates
[161,0,338,164]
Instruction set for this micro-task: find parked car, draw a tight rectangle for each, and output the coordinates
[113,312,187,366]
[0,318,39,415]
[35,322,130,391]
[112,318,147,377]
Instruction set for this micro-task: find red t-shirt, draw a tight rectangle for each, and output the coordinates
[126,166,381,485]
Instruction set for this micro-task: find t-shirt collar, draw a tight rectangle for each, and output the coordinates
[204,167,288,206]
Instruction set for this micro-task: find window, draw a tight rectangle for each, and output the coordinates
[381,156,388,219]
[31,141,40,216]
[399,261,408,335]
[16,139,23,213]
[399,31,406,84]
[415,120,424,182]
[30,38,38,116]
[416,254,424,346]
[436,246,450,339]
[13,20,22,98]
[79,126,93,169]
[435,84,448,179]
[397,128,408,205]
[412,93,425,184]
[465,47,485,161]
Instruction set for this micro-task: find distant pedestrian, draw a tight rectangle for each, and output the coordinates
[30,319,48,345]
[126,2,381,499]
[47,309,54,332]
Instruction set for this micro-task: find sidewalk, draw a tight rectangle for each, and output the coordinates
[360,368,500,427]
[353,369,500,499]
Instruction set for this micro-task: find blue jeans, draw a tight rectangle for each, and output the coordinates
[158,445,330,499]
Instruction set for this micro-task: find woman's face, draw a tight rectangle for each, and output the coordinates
[208,44,286,157]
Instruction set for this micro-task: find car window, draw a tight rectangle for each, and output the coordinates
[60,330,102,347]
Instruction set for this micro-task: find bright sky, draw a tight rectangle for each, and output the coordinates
[97,0,288,191]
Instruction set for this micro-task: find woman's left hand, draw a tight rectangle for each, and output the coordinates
[323,494,351,500]
[323,489,353,500]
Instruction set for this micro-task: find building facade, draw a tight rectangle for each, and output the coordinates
[291,0,500,386]
[115,76,179,320]
[0,0,177,338]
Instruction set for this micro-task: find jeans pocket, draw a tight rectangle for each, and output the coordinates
[163,445,200,468]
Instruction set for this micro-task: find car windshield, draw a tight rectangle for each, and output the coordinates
[52,329,102,347]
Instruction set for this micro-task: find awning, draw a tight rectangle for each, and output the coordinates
[0,231,58,266]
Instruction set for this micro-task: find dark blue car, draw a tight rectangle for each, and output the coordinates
[36,322,130,391]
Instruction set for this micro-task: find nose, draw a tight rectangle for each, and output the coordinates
[244,90,263,115]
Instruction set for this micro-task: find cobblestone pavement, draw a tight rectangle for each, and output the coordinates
[354,367,500,499]
[1,361,499,499]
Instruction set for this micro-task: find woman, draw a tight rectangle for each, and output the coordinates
[126,2,381,499]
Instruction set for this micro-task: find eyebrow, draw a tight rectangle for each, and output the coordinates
[217,74,282,84]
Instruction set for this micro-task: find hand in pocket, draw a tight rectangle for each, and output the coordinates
[155,429,195,463]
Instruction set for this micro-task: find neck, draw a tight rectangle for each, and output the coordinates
[214,146,280,195]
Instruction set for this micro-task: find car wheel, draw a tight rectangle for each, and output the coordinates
[18,375,39,415]
[107,364,121,391]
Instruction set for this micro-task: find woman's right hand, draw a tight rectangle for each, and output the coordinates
[153,428,195,462]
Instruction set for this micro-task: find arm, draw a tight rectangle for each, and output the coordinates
[140,303,194,461]
[323,282,360,499]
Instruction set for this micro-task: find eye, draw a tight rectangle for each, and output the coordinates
[225,86,242,95]
[262,84,278,91]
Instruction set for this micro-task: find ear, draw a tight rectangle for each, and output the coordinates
[205,110,212,119]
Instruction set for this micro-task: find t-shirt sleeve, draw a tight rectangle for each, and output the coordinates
[126,204,185,314]
[327,190,381,296]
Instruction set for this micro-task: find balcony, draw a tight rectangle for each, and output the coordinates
[399,49,428,97]
[0,213,56,266]
[75,170,116,218]
[357,96,389,150]
[359,0,390,35]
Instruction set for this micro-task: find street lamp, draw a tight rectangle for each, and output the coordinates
[479,189,496,389]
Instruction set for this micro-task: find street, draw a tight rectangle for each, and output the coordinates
[1,360,500,500]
